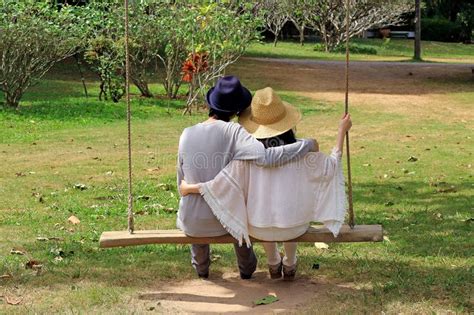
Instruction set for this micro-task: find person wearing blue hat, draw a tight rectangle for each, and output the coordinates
[176,76,317,279]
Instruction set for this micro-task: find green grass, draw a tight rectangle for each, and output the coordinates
[0,59,473,313]
[246,38,474,63]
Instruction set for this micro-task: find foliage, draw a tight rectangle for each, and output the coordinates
[302,0,414,52]
[0,0,86,108]
[180,2,262,113]
[83,1,125,102]
[314,43,378,55]
[154,3,194,99]
[421,18,462,42]
[457,3,474,42]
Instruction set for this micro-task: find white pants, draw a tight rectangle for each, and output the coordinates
[262,242,297,266]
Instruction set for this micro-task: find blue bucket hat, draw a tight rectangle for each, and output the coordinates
[206,76,252,114]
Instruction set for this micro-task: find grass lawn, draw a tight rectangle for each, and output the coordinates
[246,38,474,63]
[0,58,473,313]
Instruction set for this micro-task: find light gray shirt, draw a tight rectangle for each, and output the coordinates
[176,120,314,237]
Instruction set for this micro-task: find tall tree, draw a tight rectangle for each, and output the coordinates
[414,0,421,60]
[286,0,308,46]
[304,0,414,52]
[260,0,289,47]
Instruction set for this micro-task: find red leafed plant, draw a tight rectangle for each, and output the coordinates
[181,52,209,82]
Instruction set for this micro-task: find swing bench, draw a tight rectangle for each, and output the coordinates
[99,0,383,249]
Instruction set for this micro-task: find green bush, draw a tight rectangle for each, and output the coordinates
[313,43,378,55]
[421,18,462,42]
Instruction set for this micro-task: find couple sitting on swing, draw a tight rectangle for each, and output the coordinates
[177,76,351,280]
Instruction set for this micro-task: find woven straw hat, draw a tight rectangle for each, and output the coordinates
[239,87,301,139]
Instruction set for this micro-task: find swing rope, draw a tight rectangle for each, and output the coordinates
[122,0,355,233]
[344,0,355,228]
[124,0,134,234]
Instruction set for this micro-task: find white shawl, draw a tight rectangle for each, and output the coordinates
[200,149,347,246]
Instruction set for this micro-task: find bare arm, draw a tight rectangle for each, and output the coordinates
[336,114,352,152]
[180,180,200,196]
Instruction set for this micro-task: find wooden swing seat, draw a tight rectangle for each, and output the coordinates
[99,224,383,248]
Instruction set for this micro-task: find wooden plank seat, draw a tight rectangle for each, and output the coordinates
[99,224,383,248]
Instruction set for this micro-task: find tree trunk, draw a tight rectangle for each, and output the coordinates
[414,0,422,60]
[273,34,278,47]
[299,26,305,46]
[5,90,21,108]
[132,78,153,98]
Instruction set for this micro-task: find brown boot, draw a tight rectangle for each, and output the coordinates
[268,261,283,279]
[283,263,297,281]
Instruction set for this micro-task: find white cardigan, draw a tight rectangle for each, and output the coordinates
[200,149,347,246]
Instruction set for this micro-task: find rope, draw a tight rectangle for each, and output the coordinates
[344,0,355,228]
[124,0,134,233]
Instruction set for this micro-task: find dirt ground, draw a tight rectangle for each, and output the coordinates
[233,57,474,124]
[135,272,324,314]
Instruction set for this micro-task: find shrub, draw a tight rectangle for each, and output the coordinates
[0,1,86,108]
[421,18,462,42]
[314,43,378,55]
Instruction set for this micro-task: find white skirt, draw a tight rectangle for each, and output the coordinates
[248,223,310,242]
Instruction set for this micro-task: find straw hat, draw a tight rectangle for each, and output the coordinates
[239,87,301,139]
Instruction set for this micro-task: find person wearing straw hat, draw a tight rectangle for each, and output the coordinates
[180,87,352,280]
[177,77,318,280]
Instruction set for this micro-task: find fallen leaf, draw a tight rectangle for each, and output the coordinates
[25,260,42,270]
[211,254,221,262]
[15,172,26,177]
[10,249,25,255]
[164,207,176,213]
[36,237,62,242]
[0,274,12,280]
[407,156,418,162]
[314,242,329,249]
[6,296,23,305]
[383,236,391,242]
[157,183,171,191]
[146,168,161,173]
[362,163,371,167]
[436,186,457,193]
[254,295,279,306]
[68,215,81,225]
[73,183,88,191]
[137,195,151,201]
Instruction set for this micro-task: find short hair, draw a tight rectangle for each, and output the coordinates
[208,108,235,122]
